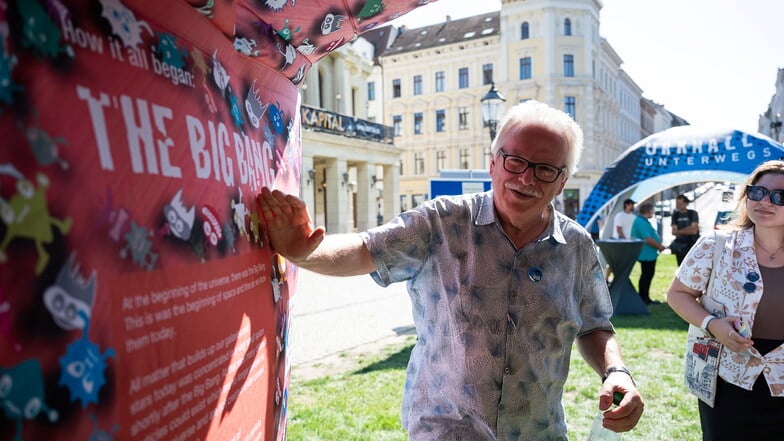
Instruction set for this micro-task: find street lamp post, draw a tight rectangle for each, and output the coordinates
[480,82,507,143]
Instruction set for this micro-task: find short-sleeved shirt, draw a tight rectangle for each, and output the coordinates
[360,191,614,440]
[630,215,661,261]
[612,211,636,239]
[671,209,699,245]
[675,229,784,395]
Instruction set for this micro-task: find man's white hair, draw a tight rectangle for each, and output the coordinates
[490,100,584,177]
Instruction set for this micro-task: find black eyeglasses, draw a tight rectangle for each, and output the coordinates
[746,185,784,206]
[498,152,566,183]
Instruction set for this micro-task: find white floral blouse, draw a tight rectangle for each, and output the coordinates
[676,228,784,395]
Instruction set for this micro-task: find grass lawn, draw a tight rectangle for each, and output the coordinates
[288,253,702,440]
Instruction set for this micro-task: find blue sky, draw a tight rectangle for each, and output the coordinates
[390,0,783,134]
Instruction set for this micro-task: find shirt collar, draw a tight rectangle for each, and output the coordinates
[476,191,566,244]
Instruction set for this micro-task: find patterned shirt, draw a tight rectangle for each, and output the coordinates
[676,228,784,396]
[360,191,614,440]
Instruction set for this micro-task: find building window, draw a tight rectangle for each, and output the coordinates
[367,81,375,101]
[459,107,469,130]
[436,150,446,171]
[392,78,401,98]
[393,115,402,136]
[482,63,493,85]
[413,194,426,208]
[519,57,532,80]
[436,109,446,132]
[458,67,469,89]
[564,96,576,120]
[414,152,424,174]
[414,112,423,134]
[435,71,445,92]
[400,195,409,212]
[399,159,404,175]
[413,75,423,95]
[460,149,470,169]
[563,54,574,77]
[521,22,529,39]
[564,18,572,36]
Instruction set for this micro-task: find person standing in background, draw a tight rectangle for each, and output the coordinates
[670,194,700,265]
[612,199,637,239]
[589,214,604,242]
[630,203,666,305]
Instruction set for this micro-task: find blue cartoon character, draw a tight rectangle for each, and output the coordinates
[153,32,188,69]
[99,0,153,49]
[59,311,115,408]
[0,359,59,440]
[0,166,72,275]
[43,253,97,331]
[267,101,286,136]
[88,413,119,441]
[0,21,22,106]
[17,0,73,58]
[228,91,245,130]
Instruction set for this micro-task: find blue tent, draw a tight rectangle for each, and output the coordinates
[577,126,784,230]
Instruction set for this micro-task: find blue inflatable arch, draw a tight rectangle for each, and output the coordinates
[577,126,784,231]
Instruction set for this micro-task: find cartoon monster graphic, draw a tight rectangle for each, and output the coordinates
[291,65,305,84]
[276,18,300,41]
[153,32,188,69]
[0,168,72,275]
[43,253,97,331]
[0,22,22,106]
[20,114,69,169]
[17,0,73,58]
[228,91,245,130]
[267,101,287,136]
[194,0,214,17]
[321,13,346,35]
[59,311,115,408]
[88,413,119,441]
[211,50,230,95]
[265,0,294,12]
[275,42,296,68]
[358,0,384,18]
[295,38,315,56]
[231,188,249,240]
[0,359,59,440]
[244,81,268,129]
[163,188,195,241]
[99,0,153,49]
[233,37,259,57]
[120,221,157,270]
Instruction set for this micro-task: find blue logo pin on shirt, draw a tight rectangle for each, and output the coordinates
[528,266,543,282]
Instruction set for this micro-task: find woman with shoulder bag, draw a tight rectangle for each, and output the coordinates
[667,160,784,441]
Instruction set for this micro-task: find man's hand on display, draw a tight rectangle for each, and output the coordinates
[258,187,325,261]
[597,374,644,433]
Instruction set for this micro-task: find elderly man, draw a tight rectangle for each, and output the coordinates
[258,100,644,440]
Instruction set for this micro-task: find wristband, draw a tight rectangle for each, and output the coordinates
[700,314,717,337]
[602,366,635,385]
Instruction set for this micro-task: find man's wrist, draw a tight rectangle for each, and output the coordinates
[602,366,635,385]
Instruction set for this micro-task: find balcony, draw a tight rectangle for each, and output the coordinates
[300,105,394,145]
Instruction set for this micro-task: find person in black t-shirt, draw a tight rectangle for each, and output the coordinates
[670,194,700,265]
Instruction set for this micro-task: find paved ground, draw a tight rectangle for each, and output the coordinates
[288,268,415,370]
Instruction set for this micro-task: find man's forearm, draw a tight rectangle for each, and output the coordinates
[289,233,377,276]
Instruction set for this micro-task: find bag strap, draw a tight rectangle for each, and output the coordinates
[706,232,727,296]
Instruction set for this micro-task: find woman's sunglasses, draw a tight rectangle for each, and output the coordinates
[746,185,784,206]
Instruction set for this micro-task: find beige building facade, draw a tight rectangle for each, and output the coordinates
[378,0,644,219]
